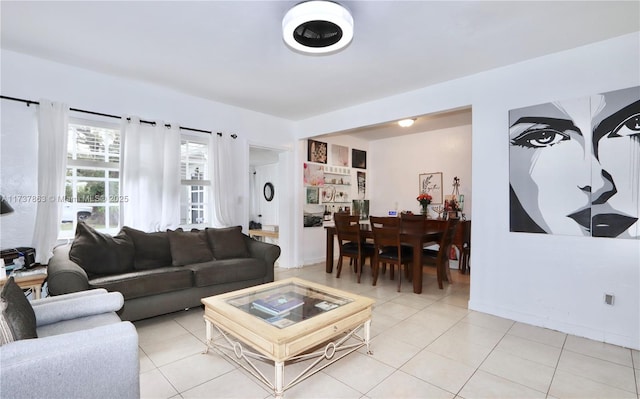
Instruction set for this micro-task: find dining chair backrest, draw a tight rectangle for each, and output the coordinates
[436,218,460,264]
[400,213,426,235]
[334,213,362,244]
[369,216,401,249]
[370,216,413,291]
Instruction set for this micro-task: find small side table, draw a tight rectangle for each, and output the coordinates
[249,229,279,242]
[0,267,47,299]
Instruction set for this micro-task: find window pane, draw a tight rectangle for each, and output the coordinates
[180,185,208,225]
[62,121,121,239]
[180,140,208,180]
[76,181,105,202]
[85,206,105,228]
[77,169,105,178]
[68,123,120,163]
[108,134,121,163]
[109,181,119,199]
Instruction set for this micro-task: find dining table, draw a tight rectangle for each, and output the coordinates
[324,222,444,294]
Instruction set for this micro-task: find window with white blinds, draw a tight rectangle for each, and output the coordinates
[60,119,122,238]
[180,137,210,225]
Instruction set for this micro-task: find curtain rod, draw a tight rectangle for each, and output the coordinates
[0,95,237,138]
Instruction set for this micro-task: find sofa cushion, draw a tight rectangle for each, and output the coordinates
[186,258,266,287]
[167,229,214,266]
[205,226,249,260]
[69,222,134,275]
[88,267,193,300]
[0,277,37,345]
[121,226,173,270]
[69,222,135,276]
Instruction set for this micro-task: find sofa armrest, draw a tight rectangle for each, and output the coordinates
[0,321,139,399]
[32,291,124,327]
[47,244,90,295]
[243,235,280,281]
[31,287,108,307]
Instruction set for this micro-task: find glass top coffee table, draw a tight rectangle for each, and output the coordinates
[201,277,375,398]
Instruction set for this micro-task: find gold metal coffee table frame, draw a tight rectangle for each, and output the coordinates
[201,277,375,398]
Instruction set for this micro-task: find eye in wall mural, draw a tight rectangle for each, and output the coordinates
[509,86,639,239]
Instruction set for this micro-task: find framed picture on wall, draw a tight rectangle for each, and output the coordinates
[419,172,443,204]
[308,139,328,164]
[352,149,366,169]
[331,144,349,166]
[303,162,324,186]
[357,171,366,199]
[306,187,319,204]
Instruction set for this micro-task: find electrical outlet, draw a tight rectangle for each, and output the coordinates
[604,293,615,305]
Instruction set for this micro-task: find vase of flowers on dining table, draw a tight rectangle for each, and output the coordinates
[416,193,432,216]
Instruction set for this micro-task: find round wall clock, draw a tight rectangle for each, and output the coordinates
[263,182,275,202]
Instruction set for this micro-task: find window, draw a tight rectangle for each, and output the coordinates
[180,136,210,225]
[60,119,121,239]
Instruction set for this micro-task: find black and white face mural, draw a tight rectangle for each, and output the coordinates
[509,86,639,239]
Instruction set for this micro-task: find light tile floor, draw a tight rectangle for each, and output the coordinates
[137,263,640,399]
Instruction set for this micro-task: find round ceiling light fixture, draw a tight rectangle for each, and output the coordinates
[282,1,354,55]
[398,118,416,127]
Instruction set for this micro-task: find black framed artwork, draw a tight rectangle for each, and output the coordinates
[308,139,328,164]
[352,149,366,169]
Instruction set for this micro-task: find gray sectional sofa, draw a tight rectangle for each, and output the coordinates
[47,223,280,321]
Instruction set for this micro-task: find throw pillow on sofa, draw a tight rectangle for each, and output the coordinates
[205,226,249,260]
[121,226,173,270]
[167,228,214,266]
[0,277,37,345]
[69,222,135,276]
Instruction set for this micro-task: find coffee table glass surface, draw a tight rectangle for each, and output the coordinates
[224,281,353,329]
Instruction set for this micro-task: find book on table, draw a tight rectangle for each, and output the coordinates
[252,293,304,316]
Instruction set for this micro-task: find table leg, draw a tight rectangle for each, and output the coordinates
[325,228,334,273]
[34,284,41,299]
[412,237,423,294]
[204,319,213,353]
[364,319,372,355]
[275,361,284,399]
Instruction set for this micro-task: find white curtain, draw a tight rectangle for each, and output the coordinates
[32,100,69,263]
[121,118,180,231]
[211,134,242,227]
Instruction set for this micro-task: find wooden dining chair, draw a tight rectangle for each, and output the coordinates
[370,216,414,291]
[334,213,375,283]
[459,220,471,274]
[398,213,428,280]
[422,218,460,289]
[399,213,426,234]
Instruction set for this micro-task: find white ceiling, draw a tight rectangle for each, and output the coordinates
[2,1,638,126]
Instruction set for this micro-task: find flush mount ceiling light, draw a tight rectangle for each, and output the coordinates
[282,1,354,55]
[398,118,416,127]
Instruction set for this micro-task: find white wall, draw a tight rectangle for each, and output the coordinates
[252,163,279,226]
[0,50,297,266]
[295,33,640,349]
[369,125,472,219]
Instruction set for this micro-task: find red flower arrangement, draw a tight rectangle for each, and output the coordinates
[416,193,432,206]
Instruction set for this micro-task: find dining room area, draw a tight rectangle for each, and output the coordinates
[299,107,473,294]
[325,214,471,293]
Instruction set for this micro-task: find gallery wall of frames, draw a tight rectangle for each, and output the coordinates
[303,140,367,228]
